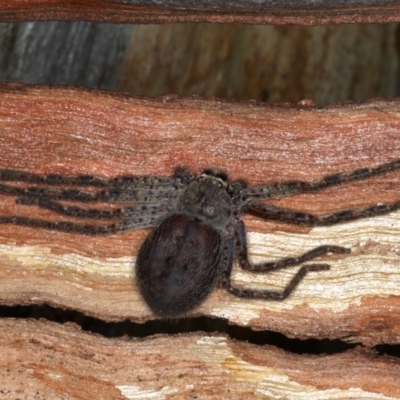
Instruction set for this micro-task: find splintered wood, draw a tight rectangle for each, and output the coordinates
[0,85,400,398]
[2,319,400,400]
[1,85,400,344]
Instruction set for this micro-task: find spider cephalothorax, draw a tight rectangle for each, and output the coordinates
[0,159,399,317]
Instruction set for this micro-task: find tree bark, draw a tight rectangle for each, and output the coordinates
[1,0,400,24]
[2,318,400,400]
[0,84,399,348]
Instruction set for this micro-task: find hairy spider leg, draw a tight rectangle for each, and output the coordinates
[223,263,330,300]
[8,184,179,203]
[16,195,170,220]
[0,168,180,188]
[0,169,111,187]
[0,207,169,234]
[0,182,105,202]
[245,158,400,200]
[248,201,400,226]
[234,221,349,272]
[0,173,180,233]
[219,232,331,300]
[0,169,183,203]
[15,195,171,231]
[0,215,118,235]
[0,187,173,232]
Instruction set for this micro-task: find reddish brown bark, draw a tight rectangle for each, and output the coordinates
[0,85,399,348]
[2,319,400,399]
[0,1,400,24]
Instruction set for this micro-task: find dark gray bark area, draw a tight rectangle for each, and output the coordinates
[0,22,131,90]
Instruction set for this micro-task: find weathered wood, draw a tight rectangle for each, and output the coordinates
[1,318,400,399]
[0,22,131,90]
[1,23,397,106]
[0,84,400,347]
[1,0,400,24]
[120,24,399,106]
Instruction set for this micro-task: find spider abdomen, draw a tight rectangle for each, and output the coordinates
[136,214,222,317]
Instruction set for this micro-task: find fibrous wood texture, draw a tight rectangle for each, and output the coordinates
[1,0,400,24]
[2,319,400,399]
[1,84,400,398]
[0,84,400,344]
[1,23,398,106]
[120,24,399,106]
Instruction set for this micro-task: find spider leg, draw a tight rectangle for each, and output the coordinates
[0,169,185,203]
[248,200,400,226]
[0,182,106,202]
[0,215,118,235]
[235,221,349,272]
[0,169,180,188]
[173,167,195,184]
[15,196,115,218]
[0,169,114,187]
[106,175,184,202]
[222,262,330,300]
[0,170,177,233]
[15,195,170,221]
[219,231,331,300]
[16,195,169,229]
[0,208,165,234]
[0,180,181,204]
[245,159,400,200]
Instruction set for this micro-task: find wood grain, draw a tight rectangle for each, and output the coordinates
[1,0,400,24]
[120,24,399,106]
[2,318,400,399]
[0,84,400,347]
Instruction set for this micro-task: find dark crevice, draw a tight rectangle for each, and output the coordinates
[3,304,400,357]
[0,304,359,355]
[375,344,400,358]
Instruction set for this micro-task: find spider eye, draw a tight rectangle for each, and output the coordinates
[200,169,228,184]
[215,171,228,182]
[201,169,213,176]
